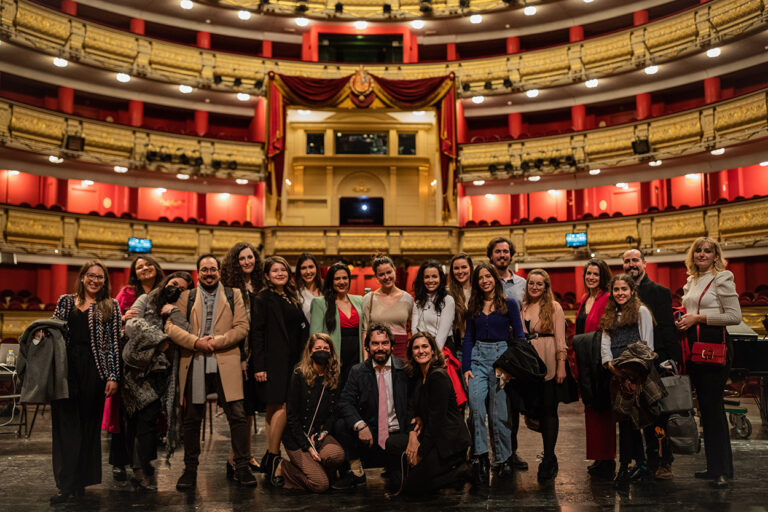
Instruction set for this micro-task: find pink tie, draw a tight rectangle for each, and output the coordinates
[377,369,389,450]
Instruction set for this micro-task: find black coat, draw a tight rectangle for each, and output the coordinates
[572,330,611,411]
[338,357,410,441]
[410,367,470,460]
[250,289,309,405]
[636,274,681,364]
[283,369,339,451]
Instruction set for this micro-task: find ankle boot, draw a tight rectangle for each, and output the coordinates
[472,453,490,486]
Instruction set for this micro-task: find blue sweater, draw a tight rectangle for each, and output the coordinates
[462,298,524,372]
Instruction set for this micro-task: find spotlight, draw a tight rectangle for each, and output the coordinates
[471,96,484,104]
[227,161,238,170]
[213,74,223,85]
[383,3,392,14]
[237,10,251,20]
[236,178,249,185]
[212,159,222,170]
[504,162,514,173]
[179,84,193,94]
[520,161,530,172]
[295,4,308,14]
[473,180,485,186]
[503,77,512,88]
[527,175,541,182]
[237,92,251,101]
[589,169,601,175]
[116,73,131,83]
[523,5,536,15]
[233,77,242,87]
[710,148,725,155]
[484,81,493,90]
[176,173,191,180]
[534,158,544,169]
[565,155,576,166]
[462,83,471,92]
[488,164,498,173]
[113,165,128,173]
[548,157,560,168]
[335,2,343,13]
[295,16,309,26]
[53,57,68,68]
[180,0,193,9]
[706,47,721,58]
[469,14,482,24]
[525,89,539,98]
[354,20,368,29]
[585,78,599,88]
[460,0,470,7]
[644,65,659,75]
[410,19,424,29]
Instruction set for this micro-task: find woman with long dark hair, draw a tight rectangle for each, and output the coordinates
[677,237,741,488]
[462,263,524,484]
[251,256,309,485]
[448,253,473,355]
[296,252,323,323]
[50,260,121,504]
[309,262,364,387]
[362,254,413,360]
[221,241,264,475]
[411,260,455,353]
[520,269,567,482]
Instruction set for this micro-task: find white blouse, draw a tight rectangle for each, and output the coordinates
[681,270,741,326]
[411,294,456,350]
[300,287,320,323]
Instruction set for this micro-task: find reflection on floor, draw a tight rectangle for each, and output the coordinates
[1,400,767,511]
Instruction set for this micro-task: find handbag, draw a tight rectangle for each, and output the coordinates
[659,368,693,414]
[688,279,727,366]
[666,411,701,455]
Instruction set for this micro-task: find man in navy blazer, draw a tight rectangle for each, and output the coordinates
[333,323,410,489]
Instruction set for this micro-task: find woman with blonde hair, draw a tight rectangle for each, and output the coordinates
[362,254,413,360]
[676,237,741,488]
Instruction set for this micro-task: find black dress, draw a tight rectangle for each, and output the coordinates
[242,290,265,415]
[51,308,106,493]
[575,305,588,336]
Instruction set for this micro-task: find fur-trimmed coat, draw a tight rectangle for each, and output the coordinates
[121,317,170,416]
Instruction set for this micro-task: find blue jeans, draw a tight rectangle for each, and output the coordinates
[467,341,511,463]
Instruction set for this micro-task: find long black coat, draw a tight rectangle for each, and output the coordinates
[636,274,681,363]
[250,289,308,405]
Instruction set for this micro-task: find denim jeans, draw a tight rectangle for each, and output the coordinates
[468,340,511,463]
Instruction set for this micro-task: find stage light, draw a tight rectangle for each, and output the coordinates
[176,173,190,180]
[82,180,94,187]
[471,95,484,104]
[616,182,628,189]
[710,148,725,155]
[236,178,249,185]
[49,155,63,164]
[219,193,230,201]
[523,6,536,15]
[180,0,193,9]
[470,14,482,24]
[527,175,541,182]
[354,20,368,29]
[295,17,310,26]
[473,180,485,186]
[237,93,251,101]
[585,79,599,88]
[178,84,193,93]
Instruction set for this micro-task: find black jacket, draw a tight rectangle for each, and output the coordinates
[409,367,470,460]
[338,357,410,441]
[493,337,547,416]
[636,274,681,364]
[283,369,339,451]
[572,330,611,410]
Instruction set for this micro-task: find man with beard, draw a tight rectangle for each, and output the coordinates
[165,254,256,489]
[333,324,410,490]
[623,248,681,481]
[486,236,528,473]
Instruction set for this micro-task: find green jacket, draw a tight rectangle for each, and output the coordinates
[309,294,364,363]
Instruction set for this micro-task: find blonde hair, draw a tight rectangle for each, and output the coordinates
[685,237,727,277]
[297,333,340,390]
[522,269,555,334]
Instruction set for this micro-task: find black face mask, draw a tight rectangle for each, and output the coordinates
[310,350,331,367]
[159,285,182,306]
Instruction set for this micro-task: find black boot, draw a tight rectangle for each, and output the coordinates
[472,453,490,486]
[615,464,631,484]
[537,456,558,482]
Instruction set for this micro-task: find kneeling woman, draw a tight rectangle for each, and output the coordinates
[392,332,470,495]
[275,333,345,492]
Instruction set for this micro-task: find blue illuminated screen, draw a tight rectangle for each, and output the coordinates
[566,232,587,248]
[128,237,152,253]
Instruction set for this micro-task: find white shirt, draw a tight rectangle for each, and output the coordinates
[300,287,319,323]
[601,305,654,364]
[411,294,455,350]
[354,356,399,433]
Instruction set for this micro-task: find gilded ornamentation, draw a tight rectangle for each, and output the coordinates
[652,211,706,244]
[76,219,131,251]
[587,220,639,248]
[719,202,768,240]
[211,230,262,253]
[5,210,63,246]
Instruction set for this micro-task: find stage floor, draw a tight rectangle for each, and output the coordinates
[1,400,767,511]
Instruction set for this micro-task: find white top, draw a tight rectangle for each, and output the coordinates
[353,356,399,433]
[681,270,741,326]
[411,294,456,350]
[601,305,654,364]
[300,287,320,323]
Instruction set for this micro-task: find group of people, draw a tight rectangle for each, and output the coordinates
[43,234,742,503]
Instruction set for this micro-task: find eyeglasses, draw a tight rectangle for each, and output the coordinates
[85,273,105,281]
[199,267,219,274]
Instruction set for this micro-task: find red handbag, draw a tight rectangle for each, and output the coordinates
[688,279,727,366]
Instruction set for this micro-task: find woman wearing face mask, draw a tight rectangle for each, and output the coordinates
[221,242,264,475]
[677,237,740,488]
[296,253,323,323]
[309,262,364,387]
[600,274,654,484]
[251,256,309,486]
[462,263,525,485]
[448,253,473,357]
[271,333,345,492]
[50,261,121,504]
[520,269,567,482]
[362,254,413,360]
[121,272,194,490]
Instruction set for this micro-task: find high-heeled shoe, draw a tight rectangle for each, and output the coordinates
[226,461,236,480]
[267,455,284,487]
[248,457,261,472]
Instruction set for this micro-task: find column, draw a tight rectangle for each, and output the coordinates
[261,40,273,58]
[250,97,266,142]
[573,266,585,300]
[640,181,653,211]
[447,43,458,61]
[194,110,209,137]
[197,192,206,224]
[635,92,651,120]
[566,190,576,221]
[508,113,522,139]
[57,87,74,114]
[196,31,211,49]
[60,0,76,15]
[633,10,648,26]
[128,100,143,127]
[50,264,69,301]
[571,104,586,131]
[129,18,145,35]
[506,36,520,54]
[569,26,584,43]
[704,77,721,104]
[37,267,52,305]
[456,100,468,144]
[573,189,587,218]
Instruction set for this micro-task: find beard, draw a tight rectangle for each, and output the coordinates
[371,350,390,365]
[200,280,219,293]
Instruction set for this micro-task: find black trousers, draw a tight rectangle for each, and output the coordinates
[618,420,645,466]
[643,414,674,468]
[539,379,560,460]
[333,417,408,474]
[127,400,162,471]
[182,372,249,470]
[386,433,466,495]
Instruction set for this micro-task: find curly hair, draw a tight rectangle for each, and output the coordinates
[127,255,164,299]
[448,253,473,334]
[220,242,263,307]
[467,263,508,319]
[263,255,301,306]
[297,333,340,390]
[522,268,555,334]
[685,237,728,278]
[404,331,446,377]
[74,260,115,320]
[322,262,351,333]
[295,252,323,292]
[413,259,448,314]
[600,273,646,331]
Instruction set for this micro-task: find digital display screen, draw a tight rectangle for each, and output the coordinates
[128,237,152,253]
[566,232,587,248]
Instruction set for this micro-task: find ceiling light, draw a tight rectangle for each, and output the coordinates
[82,180,94,186]
[413,111,425,116]
[48,155,63,163]
[295,17,310,26]
[410,19,425,29]
[113,165,128,173]
[237,10,251,20]
[8,170,19,176]
[525,89,539,98]
[523,6,536,15]
[706,47,721,58]
[649,160,662,166]
[685,173,700,181]
[176,173,190,180]
[760,161,768,167]
[469,14,482,24]
[237,92,251,101]
[180,0,193,9]
[644,65,658,75]
[236,178,249,185]
[285,178,292,186]
[616,182,628,189]
[53,57,68,68]
[116,73,131,83]
[471,95,484,104]
[485,193,494,200]
[710,148,725,155]
[354,20,369,30]
[585,78,599,88]
[589,169,601,175]
[430,179,438,186]
[527,175,541,182]
[297,109,311,116]
[473,180,485,186]
[583,0,594,2]
[155,188,166,195]
[178,84,193,93]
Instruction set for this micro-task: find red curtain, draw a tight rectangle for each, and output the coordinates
[275,74,350,106]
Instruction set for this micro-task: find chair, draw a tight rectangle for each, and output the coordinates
[158,216,170,223]
[173,217,185,223]
[230,221,241,227]
[49,204,63,212]
[582,213,594,220]
[120,212,134,219]
[490,220,501,226]
[612,212,623,217]
[465,220,477,227]
[104,211,117,218]
[478,220,489,227]
[546,216,558,223]
[598,212,610,218]
[533,217,544,224]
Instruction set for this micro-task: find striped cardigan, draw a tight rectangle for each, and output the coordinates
[53,294,122,382]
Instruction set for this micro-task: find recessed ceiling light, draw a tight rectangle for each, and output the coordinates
[237,10,251,20]
[410,20,425,29]
[82,180,94,186]
[649,160,662,166]
[295,17,310,27]
[155,188,166,195]
[219,193,230,201]
[178,84,193,94]
[685,173,700,181]
[236,178,249,185]
[297,109,311,116]
[760,161,768,167]
[525,89,539,98]
[710,148,725,155]
[180,0,193,9]
[485,193,494,199]
[527,175,541,182]
[354,20,369,30]
[585,78,599,88]
[8,170,20,176]
[48,155,63,163]
[53,57,68,68]
[237,92,251,101]
[116,73,131,83]
[644,65,658,75]
[471,95,484,104]
[706,47,721,58]
[583,0,594,3]
[523,6,537,15]
[113,165,128,173]
[473,180,485,186]
[176,173,190,180]
[469,14,482,24]
[616,182,628,189]
[589,169,601,175]
[413,111,425,116]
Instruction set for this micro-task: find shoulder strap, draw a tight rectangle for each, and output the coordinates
[696,278,716,314]
[186,288,197,322]
[224,286,235,314]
